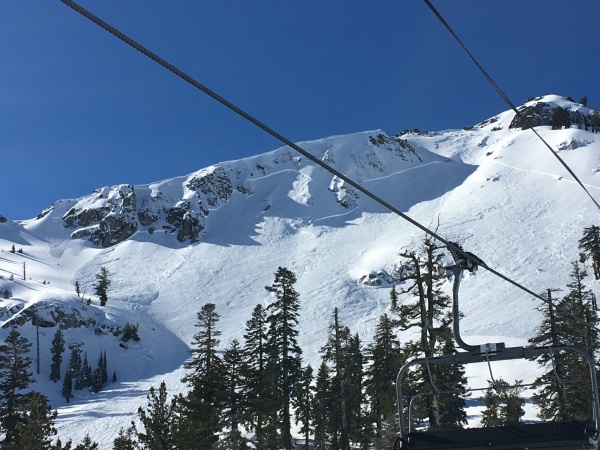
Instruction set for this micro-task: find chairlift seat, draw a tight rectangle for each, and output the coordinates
[401,420,596,449]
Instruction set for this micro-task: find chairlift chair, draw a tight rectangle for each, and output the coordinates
[394,245,600,449]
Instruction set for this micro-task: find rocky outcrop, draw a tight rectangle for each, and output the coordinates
[64,185,138,247]
[0,215,7,223]
[164,200,204,242]
[509,96,596,130]
[186,166,233,208]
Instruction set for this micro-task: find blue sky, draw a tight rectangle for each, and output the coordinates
[2,1,599,220]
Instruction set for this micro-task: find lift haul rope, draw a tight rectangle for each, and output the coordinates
[58,0,600,333]
[423,0,600,211]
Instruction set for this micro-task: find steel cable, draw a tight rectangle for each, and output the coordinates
[58,0,600,333]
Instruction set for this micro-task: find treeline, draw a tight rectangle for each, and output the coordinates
[1,227,600,449]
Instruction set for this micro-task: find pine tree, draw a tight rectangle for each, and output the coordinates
[390,284,398,310]
[346,333,367,448]
[579,225,600,280]
[68,348,82,381]
[365,313,403,450]
[93,266,111,307]
[592,110,600,133]
[242,304,274,447]
[480,379,525,427]
[312,362,332,450]
[0,328,35,444]
[91,352,105,393]
[265,266,303,450]
[320,309,365,449]
[551,106,570,130]
[50,328,65,382]
[112,427,137,450]
[178,303,225,450]
[74,434,99,450]
[62,369,73,403]
[220,339,248,450]
[531,263,600,421]
[394,235,467,431]
[293,365,314,450]
[122,323,140,343]
[101,351,108,385]
[16,392,58,450]
[78,353,92,390]
[75,281,81,299]
[133,381,177,450]
[53,437,74,449]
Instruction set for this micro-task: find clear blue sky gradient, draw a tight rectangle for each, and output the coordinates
[2,1,599,220]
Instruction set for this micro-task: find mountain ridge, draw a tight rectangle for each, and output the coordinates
[1,94,600,447]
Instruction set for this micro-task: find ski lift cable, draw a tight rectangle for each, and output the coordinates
[58,0,600,334]
[424,0,600,212]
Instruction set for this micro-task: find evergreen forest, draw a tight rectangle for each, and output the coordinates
[1,227,600,449]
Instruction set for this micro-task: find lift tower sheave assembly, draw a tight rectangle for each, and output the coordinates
[394,245,600,449]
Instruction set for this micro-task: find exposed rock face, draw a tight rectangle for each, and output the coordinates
[186,166,233,208]
[164,200,204,243]
[2,302,96,329]
[0,215,6,223]
[56,131,435,247]
[65,185,138,247]
[509,96,596,130]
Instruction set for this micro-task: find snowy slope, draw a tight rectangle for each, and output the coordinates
[1,95,600,448]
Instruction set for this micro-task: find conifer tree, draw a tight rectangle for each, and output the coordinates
[68,348,82,381]
[16,392,58,450]
[0,328,35,444]
[592,110,600,133]
[113,427,137,450]
[265,267,303,450]
[220,339,248,450]
[178,303,225,449]
[532,262,600,421]
[50,328,65,382]
[78,353,92,390]
[365,313,403,450]
[551,106,570,129]
[74,434,99,450]
[91,352,105,393]
[93,266,111,307]
[312,362,332,450]
[62,369,73,403]
[293,365,314,450]
[101,351,108,385]
[480,379,525,427]
[346,333,367,448]
[321,315,368,449]
[133,381,177,450]
[394,235,467,431]
[242,304,274,447]
[579,225,600,280]
[390,284,398,310]
[75,281,81,299]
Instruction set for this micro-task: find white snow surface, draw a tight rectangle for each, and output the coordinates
[1,95,600,447]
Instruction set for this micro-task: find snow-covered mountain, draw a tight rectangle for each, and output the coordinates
[1,94,600,448]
